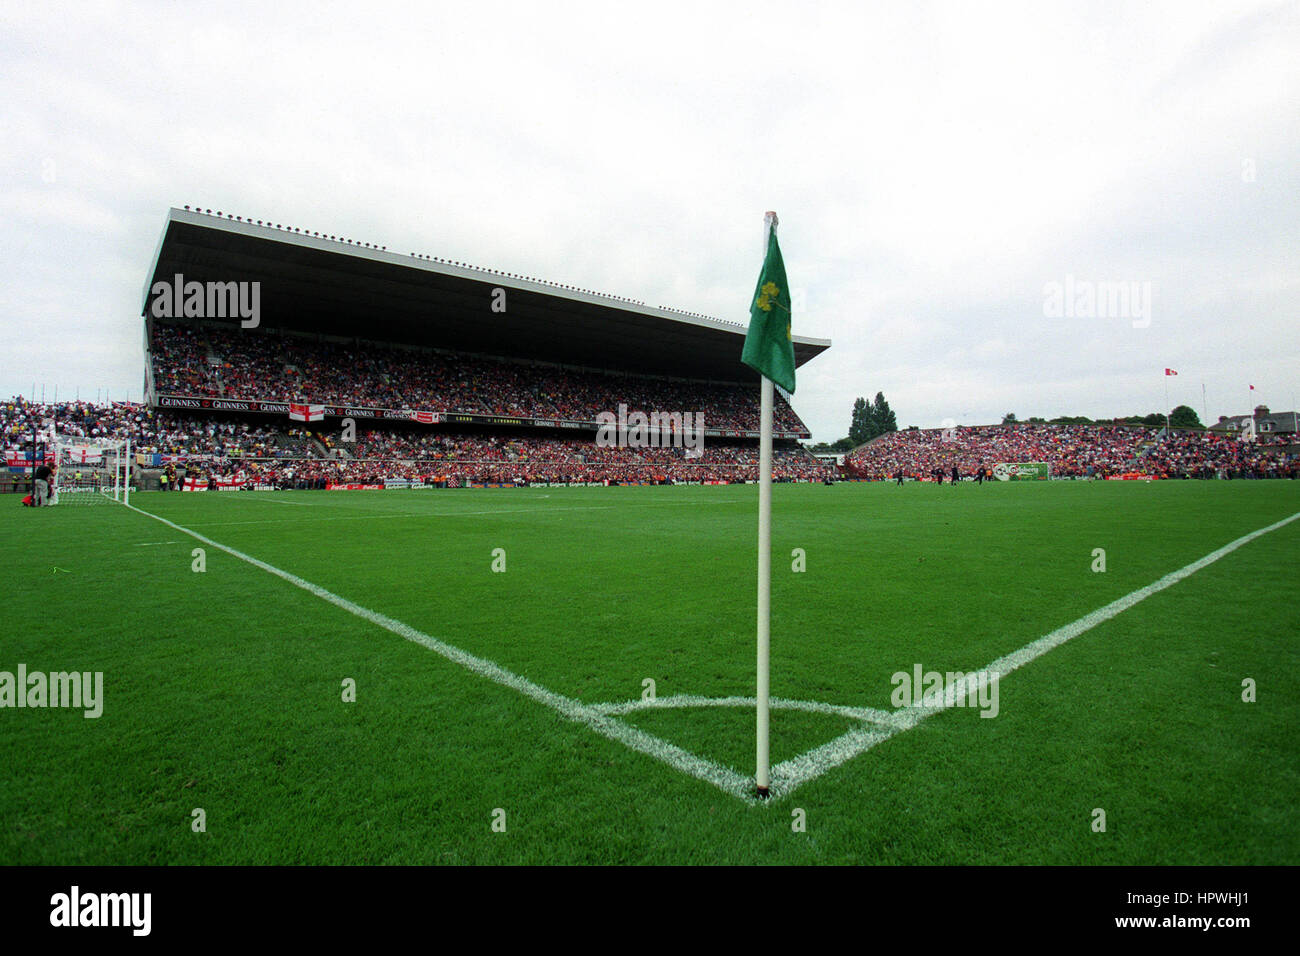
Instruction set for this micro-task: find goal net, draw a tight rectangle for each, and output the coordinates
[49,435,132,506]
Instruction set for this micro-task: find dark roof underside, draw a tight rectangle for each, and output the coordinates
[144,210,831,382]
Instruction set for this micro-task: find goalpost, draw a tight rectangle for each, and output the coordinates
[49,434,132,506]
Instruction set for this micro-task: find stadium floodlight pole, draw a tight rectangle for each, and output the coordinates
[755,210,778,800]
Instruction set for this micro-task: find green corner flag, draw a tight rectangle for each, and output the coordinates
[741,226,796,394]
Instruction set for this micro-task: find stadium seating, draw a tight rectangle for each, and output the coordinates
[5,395,1295,492]
[148,323,809,433]
[844,422,1297,480]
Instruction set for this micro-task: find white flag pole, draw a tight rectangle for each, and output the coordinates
[1170,374,1180,437]
[757,375,773,797]
[756,210,778,799]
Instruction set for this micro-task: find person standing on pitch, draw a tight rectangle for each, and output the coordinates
[33,462,53,506]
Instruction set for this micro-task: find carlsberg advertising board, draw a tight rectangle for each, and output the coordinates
[992,462,1051,481]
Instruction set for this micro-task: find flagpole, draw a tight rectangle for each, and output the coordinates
[757,374,773,797]
[1170,374,1180,434]
[756,211,778,799]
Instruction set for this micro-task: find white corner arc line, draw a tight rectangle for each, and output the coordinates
[770,509,1300,798]
[589,693,900,726]
[123,503,753,800]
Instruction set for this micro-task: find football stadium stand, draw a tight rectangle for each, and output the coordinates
[5,206,838,492]
[4,208,1295,494]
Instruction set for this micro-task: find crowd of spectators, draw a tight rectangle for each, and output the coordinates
[846,423,1298,480]
[1134,430,1297,479]
[8,397,1296,490]
[149,323,808,433]
[147,414,316,459]
[2,399,831,486]
[0,400,317,461]
[155,437,830,487]
[317,428,831,484]
[2,397,149,446]
[846,424,1152,479]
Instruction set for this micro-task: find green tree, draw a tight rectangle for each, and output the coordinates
[1002,413,1017,424]
[848,397,875,445]
[831,437,855,453]
[1169,405,1202,428]
[872,392,898,435]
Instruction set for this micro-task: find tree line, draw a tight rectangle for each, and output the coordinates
[1001,406,1203,428]
[807,400,1208,455]
[808,392,898,454]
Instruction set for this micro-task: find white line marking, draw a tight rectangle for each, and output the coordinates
[177,504,622,528]
[769,509,1300,798]
[119,496,1299,804]
[590,693,901,726]
[210,495,320,505]
[133,540,181,547]
[123,502,753,800]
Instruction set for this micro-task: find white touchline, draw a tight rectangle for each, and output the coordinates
[123,502,753,800]
[769,509,1300,798]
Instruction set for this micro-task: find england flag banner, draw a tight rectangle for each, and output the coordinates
[66,446,105,464]
[288,403,326,422]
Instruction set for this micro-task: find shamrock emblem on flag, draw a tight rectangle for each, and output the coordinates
[755,281,780,312]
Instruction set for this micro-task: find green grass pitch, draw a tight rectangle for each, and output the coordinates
[2,480,1297,864]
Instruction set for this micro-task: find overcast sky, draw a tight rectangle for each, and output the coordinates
[2,0,1297,441]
